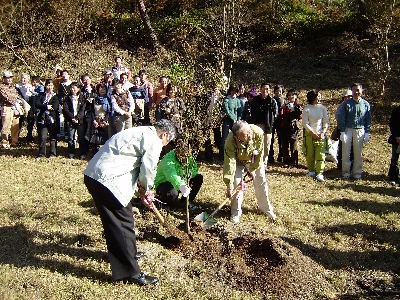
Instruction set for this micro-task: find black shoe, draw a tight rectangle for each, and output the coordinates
[124,272,158,286]
[135,251,144,259]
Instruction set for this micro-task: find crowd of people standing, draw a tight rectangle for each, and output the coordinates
[0,59,375,182]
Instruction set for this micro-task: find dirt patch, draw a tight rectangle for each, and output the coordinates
[149,222,335,299]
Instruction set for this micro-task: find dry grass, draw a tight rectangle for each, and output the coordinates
[1,36,400,299]
[0,108,399,299]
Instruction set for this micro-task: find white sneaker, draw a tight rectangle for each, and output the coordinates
[343,174,350,179]
[316,174,325,182]
[390,181,397,186]
[307,171,316,177]
[230,215,240,224]
[69,154,75,159]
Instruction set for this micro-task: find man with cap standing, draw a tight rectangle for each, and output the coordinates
[0,71,20,149]
[98,69,114,98]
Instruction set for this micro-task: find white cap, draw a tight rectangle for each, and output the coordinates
[2,71,13,78]
[342,89,352,97]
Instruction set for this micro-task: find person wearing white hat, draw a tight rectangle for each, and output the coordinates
[0,71,20,149]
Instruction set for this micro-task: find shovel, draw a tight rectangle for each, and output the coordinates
[151,203,182,245]
[195,173,252,229]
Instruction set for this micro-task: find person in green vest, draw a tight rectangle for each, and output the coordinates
[154,143,203,208]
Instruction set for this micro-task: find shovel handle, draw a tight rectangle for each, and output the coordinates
[151,204,176,237]
[207,197,231,220]
[151,204,165,224]
[206,182,243,221]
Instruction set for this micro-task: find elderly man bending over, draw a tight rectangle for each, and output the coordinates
[223,120,277,223]
[84,119,176,286]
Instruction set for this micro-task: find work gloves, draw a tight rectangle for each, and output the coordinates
[179,184,191,198]
[340,132,347,142]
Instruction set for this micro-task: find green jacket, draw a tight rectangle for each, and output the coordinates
[154,150,198,190]
[223,124,264,189]
[222,95,242,122]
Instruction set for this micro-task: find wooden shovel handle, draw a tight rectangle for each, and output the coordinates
[207,182,243,220]
[151,203,165,225]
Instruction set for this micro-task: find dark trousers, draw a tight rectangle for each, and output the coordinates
[337,139,353,170]
[205,126,222,161]
[269,124,283,162]
[84,175,140,281]
[282,136,297,165]
[37,122,57,157]
[220,118,233,159]
[156,174,203,206]
[388,144,400,182]
[155,105,162,122]
[68,123,86,156]
[26,113,36,142]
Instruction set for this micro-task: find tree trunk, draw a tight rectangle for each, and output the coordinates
[357,0,370,35]
[136,0,160,52]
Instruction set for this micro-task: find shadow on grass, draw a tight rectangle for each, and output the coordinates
[280,234,399,273]
[325,181,397,198]
[281,222,400,298]
[0,143,70,159]
[315,223,400,249]
[0,224,110,282]
[307,197,400,216]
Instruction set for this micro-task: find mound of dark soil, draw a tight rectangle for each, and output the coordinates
[163,222,334,299]
[138,211,334,299]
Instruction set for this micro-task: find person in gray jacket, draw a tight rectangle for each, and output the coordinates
[83,119,176,286]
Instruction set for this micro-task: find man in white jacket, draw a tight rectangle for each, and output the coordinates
[84,119,176,286]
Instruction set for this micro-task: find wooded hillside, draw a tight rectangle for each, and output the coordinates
[1,0,399,101]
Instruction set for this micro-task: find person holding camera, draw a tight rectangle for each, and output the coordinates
[35,79,59,160]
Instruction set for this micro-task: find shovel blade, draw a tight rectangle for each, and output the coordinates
[194,211,209,222]
[194,211,218,229]
[202,217,217,229]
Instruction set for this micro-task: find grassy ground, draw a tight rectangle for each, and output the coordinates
[0,108,399,299]
[0,36,399,299]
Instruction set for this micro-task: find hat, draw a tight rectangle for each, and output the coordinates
[342,89,352,97]
[2,71,13,78]
[248,87,258,97]
[103,69,112,75]
[55,64,62,71]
